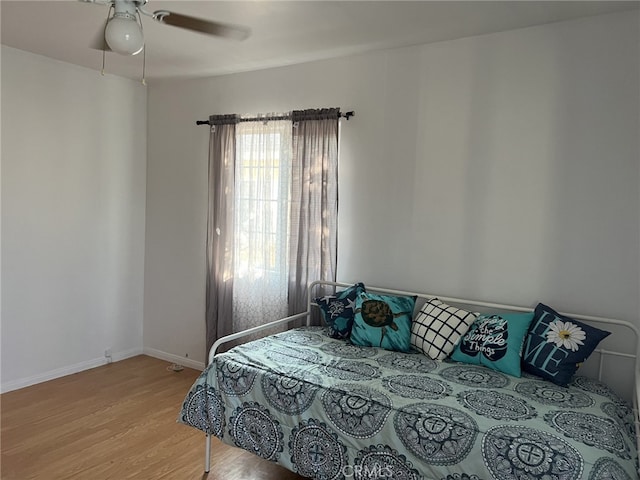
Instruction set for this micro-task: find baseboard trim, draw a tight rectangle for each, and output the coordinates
[0,347,143,394]
[143,347,205,371]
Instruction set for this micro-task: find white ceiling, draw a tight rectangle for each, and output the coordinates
[1,1,638,83]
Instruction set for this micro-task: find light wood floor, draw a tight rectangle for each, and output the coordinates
[1,355,307,480]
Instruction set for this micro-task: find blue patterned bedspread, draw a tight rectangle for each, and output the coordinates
[178,327,638,480]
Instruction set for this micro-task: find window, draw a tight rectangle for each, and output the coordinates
[205,108,340,351]
[232,120,292,326]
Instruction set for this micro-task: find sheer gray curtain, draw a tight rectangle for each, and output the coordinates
[205,108,340,358]
[205,115,237,358]
[232,118,292,333]
[288,108,340,316]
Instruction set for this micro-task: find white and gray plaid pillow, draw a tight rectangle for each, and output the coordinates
[410,299,477,360]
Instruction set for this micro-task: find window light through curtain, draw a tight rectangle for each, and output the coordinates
[233,119,292,330]
[205,109,341,358]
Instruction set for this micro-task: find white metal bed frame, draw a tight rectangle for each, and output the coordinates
[203,280,640,475]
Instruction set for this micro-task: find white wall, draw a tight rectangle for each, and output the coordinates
[2,12,634,399]
[1,46,147,392]
[144,9,639,386]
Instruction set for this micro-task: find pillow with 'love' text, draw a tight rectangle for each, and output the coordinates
[450,311,534,377]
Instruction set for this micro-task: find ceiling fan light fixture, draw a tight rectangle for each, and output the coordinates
[105,12,144,55]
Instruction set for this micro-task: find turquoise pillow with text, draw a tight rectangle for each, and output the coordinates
[522,303,610,386]
[450,312,534,377]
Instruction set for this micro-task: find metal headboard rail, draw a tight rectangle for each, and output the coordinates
[208,311,309,365]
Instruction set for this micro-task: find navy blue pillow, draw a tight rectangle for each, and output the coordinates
[522,303,610,386]
[315,283,365,339]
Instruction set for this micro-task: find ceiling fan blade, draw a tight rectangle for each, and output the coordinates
[153,10,250,41]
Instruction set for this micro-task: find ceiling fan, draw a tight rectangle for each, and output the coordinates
[81,0,251,56]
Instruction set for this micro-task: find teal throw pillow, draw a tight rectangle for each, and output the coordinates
[522,303,610,386]
[315,283,365,339]
[350,292,416,352]
[450,311,534,377]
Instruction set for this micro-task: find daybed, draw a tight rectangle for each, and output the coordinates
[178,281,640,479]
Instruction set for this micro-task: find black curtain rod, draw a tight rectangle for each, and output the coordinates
[196,111,354,126]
